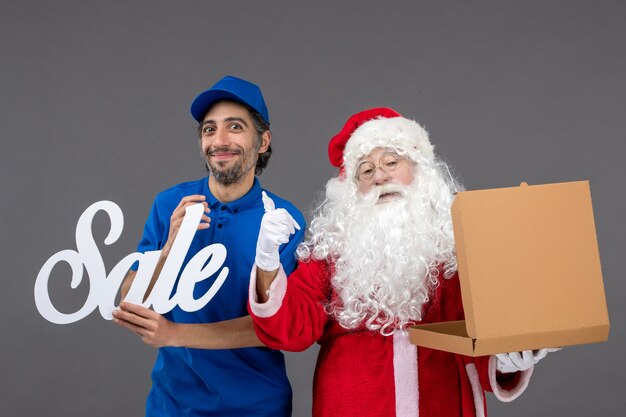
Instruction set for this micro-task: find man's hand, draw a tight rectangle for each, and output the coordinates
[113,304,264,349]
[495,348,561,373]
[255,191,300,272]
[120,195,211,302]
[112,302,178,348]
[164,195,211,254]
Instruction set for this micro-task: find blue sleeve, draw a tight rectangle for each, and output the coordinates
[279,223,305,276]
[278,207,306,276]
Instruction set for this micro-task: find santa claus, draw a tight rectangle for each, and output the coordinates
[250,107,558,417]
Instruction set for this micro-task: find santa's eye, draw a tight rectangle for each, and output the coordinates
[383,160,398,169]
[359,164,374,173]
[357,163,375,179]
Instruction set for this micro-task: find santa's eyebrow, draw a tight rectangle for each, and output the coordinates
[358,151,400,165]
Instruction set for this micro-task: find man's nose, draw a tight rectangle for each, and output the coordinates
[212,128,230,147]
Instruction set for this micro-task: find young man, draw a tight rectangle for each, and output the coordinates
[114,76,305,417]
[249,108,558,417]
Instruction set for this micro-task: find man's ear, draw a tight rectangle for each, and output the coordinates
[259,130,271,153]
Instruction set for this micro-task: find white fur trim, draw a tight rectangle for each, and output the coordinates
[489,355,533,402]
[343,117,434,179]
[248,265,288,318]
[465,363,486,417]
[393,331,419,417]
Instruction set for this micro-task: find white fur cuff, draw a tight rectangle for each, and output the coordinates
[248,265,288,318]
[489,355,533,402]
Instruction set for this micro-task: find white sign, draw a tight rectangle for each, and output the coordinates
[34,201,229,324]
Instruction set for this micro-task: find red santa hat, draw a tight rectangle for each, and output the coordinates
[328,107,434,179]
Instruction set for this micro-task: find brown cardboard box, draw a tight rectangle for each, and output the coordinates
[410,181,609,356]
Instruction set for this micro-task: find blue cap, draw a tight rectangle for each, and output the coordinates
[190,75,270,125]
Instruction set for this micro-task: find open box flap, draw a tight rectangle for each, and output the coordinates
[411,181,609,355]
[410,320,609,356]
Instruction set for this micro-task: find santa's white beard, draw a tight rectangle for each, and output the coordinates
[314,176,456,335]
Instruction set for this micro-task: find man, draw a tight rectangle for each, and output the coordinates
[113,75,305,417]
[249,108,557,417]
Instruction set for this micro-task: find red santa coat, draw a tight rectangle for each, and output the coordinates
[248,260,532,417]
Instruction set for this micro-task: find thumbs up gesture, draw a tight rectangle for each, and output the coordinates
[255,191,301,272]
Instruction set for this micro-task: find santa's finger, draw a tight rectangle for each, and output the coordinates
[273,208,301,231]
[509,352,529,370]
[495,353,515,372]
[495,353,509,363]
[521,350,534,363]
[286,213,301,231]
[274,234,290,246]
[262,191,276,212]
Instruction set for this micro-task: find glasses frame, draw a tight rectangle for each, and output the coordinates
[355,152,408,182]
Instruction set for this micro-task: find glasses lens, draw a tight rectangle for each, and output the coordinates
[357,162,375,181]
[381,153,400,171]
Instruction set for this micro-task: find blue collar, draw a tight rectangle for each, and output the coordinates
[204,177,263,213]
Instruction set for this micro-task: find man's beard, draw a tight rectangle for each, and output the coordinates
[301,164,459,336]
[203,143,259,186]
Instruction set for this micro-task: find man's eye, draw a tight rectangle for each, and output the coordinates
[384,160,398,168]
[203,126,215,134]
[229,123,242,130]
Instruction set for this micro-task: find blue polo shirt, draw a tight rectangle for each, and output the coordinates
[134,176,305,417]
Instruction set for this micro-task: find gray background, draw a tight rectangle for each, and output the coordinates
[1,1,624,415]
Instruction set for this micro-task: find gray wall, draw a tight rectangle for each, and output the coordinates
[2,1,624,415]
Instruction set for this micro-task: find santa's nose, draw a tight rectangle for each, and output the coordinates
[372,166,392,184]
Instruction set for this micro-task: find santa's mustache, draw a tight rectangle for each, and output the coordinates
[208,146,243,156]
[359,183,409,205]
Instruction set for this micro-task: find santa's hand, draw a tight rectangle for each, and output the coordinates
[495,348,562,373]
[255,191,301,271]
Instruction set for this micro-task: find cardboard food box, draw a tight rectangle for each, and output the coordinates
[409,181,609,356]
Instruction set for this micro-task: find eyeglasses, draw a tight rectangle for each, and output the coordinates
[355,152,407,182]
